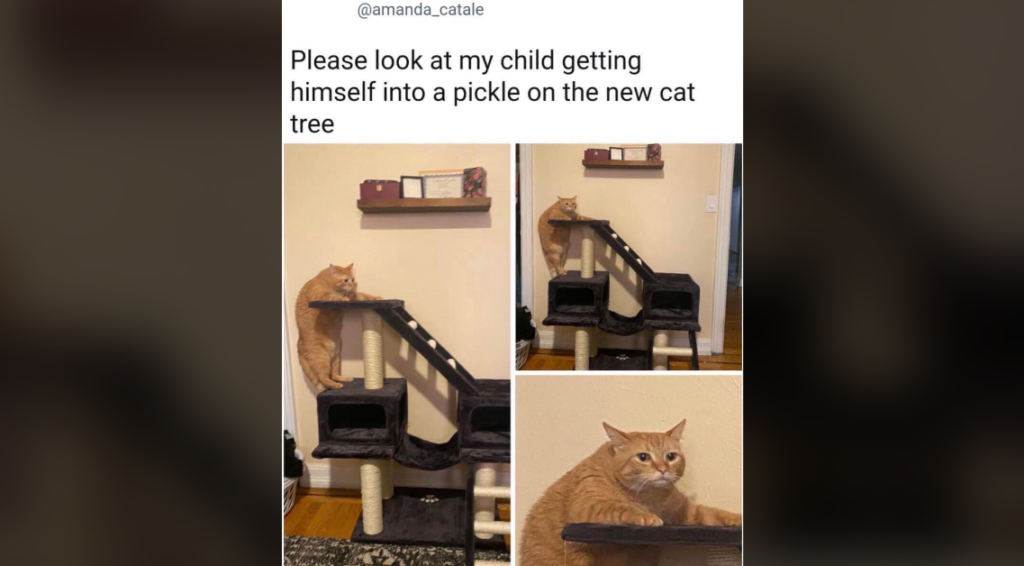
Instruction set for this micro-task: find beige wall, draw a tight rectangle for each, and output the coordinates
[284,144,510,488]
[515,374,742,562]
[530,144,724,350]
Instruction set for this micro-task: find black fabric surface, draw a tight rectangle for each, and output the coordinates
[598,309,645,336]
[561,524,742,547]
[394,433,461,471]
[351,488,506,550]
[590,348,650,371]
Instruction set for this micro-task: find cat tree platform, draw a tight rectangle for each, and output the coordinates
[561,523,741,547]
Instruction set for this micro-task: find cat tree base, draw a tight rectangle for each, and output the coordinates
[589,348,652,371]
[350,487,506,550]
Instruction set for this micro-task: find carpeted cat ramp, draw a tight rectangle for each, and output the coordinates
[307,299,510,564]
[544,219,702,370]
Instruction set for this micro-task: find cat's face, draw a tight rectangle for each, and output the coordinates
[604,420,687,491]
[328,263,357,294]
[557,196,578,215]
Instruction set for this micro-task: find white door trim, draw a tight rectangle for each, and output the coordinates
[710,144,736,355]
[282,284,297,436]
[518,144,535,312]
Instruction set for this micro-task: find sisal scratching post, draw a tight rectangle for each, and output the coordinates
[362,310,384,389]
[652,330,670,371]
[474,464,499,539]
[581,226,595,279]
[574,328,590,371]
[360,461,385,535]
[360,309,386,531]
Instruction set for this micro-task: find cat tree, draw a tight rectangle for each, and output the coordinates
[543,219,701,371]
[308,299,510,566]
[561,524,742,565]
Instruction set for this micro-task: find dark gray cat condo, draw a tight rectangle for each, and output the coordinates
[308,299,510,565]
[543,219,701,371]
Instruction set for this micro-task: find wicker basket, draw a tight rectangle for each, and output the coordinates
[515,339,532,370]
[283,478,298,516]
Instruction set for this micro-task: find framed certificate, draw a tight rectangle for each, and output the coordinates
[422,172,463,198]
[623,146,648,161]
[609,147,625,160]
[400,176,424,198]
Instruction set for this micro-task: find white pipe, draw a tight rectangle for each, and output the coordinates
[574,328,590,371]
[473,520,511,535]
[652,346,694,357]
[581,226,595,278]
[474,485,511,499]
[362,310,384,389]
[653,330,669,371]
[474,464,498,539]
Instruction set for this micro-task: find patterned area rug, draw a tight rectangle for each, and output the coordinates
[284,536,510,566]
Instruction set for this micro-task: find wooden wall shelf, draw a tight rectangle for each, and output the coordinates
[357,197,491,213]
[582,159,664,170]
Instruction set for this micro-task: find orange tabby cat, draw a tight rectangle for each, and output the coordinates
[537,196,592,278]
[294,264,380,389]
[520,420,741,566]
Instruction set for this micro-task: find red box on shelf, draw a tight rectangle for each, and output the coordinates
[585,148,611,160]
[359,180,400,200]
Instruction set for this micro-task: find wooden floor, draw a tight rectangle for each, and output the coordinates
[285,487,511,549]
[522,285,742,371]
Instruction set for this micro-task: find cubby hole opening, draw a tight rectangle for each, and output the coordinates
[650,291,694,317]
[328,403,388,441]
[470,406,510,445]
[555,287,596,314]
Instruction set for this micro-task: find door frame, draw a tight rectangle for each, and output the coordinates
[518,144,534,311]
[710,144,737,355]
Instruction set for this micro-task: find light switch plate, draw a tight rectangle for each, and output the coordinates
[706,196,718,213]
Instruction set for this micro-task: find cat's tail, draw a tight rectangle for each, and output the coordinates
[542,252,560,278]
[296,343,318,385]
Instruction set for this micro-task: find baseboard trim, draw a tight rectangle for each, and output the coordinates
[302,461,511,490]
[535,329,712,356]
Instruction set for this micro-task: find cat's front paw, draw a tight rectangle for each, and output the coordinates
[721,512,742,527]
[625,513,664,527]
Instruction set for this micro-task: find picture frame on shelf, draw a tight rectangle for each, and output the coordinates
[623,146,648,161]
[400,176,424,198]
[462,167,487,198]
[421,172,464,198]
[609,147,625,160]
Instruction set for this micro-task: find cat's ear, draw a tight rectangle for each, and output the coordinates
[665,419,687,440]
[329,264,338,276]
[344,263,354,271]
[603,422,631,451]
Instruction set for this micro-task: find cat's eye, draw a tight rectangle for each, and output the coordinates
[637,453,650,462]
[666,452,677,462]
